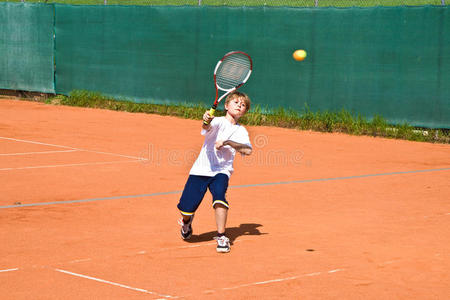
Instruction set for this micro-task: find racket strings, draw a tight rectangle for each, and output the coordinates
[216,54,251,90]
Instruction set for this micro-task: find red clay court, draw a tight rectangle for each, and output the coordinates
[1,99,449,299]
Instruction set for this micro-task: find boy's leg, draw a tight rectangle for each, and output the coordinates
[177,175,209,240]
[182,214,192,223]
[214,204,231,253]
[178,214,195,240]
[209,173,230,234]
[214,203,228,235]
[177,175,209,215]
[209,174,231,253]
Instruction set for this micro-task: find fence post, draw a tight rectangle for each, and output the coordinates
[199,0,202,6]
[104,0,107,4]
[315,0,318,7]
[442,0,445,5]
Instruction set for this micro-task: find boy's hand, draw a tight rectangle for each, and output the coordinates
[203,110,214,124]
[216,140,252,155]
[215,140,225,150]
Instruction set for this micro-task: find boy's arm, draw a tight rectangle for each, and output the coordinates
[216,140,252,155]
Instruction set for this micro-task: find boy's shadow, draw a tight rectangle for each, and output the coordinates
[186,223,267,244]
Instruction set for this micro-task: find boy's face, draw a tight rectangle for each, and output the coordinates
[225,97,248,120]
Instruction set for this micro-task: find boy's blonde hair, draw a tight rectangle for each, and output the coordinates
[225,91,251,112]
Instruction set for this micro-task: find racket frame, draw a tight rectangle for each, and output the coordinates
[204,51,252,125]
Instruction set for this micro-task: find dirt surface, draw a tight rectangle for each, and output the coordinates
[1,99,449,299]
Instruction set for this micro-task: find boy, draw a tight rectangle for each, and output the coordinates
[177,91,253,253]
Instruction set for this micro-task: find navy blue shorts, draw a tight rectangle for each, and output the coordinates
[177,173,229,216]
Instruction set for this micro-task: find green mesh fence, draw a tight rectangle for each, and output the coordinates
[0,3,448,128]
[0,2,55,93]
[54,5,449,128]
[54,5,210,105]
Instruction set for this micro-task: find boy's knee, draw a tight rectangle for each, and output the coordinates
[213,201,229,210]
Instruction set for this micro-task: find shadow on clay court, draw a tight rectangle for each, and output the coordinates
[186,223,267,245]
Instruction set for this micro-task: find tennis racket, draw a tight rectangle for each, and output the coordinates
[203,51,253,125]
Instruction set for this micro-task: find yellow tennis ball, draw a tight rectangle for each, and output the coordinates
[293,49,307,61]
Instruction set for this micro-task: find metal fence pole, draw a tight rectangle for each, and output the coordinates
[199,0,202,6]
[104,0,107,4]
[315,0,319,7]
[442,0,446,5]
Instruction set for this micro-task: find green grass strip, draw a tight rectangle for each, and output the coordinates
[43,90,449,143]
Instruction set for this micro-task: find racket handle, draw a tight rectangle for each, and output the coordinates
[203,106,216,125]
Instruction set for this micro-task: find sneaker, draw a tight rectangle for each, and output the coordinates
[214,235,230,253]
[178,215,194,240]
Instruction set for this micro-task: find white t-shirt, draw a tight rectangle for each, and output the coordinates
[189,117,252,178]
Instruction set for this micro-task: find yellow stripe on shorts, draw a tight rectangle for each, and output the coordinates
[212,200,229,208]
[179,210,195,216]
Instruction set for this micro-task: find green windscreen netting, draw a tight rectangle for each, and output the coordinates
[55,5,449,128]
[2,1,448,6]
[55,5,209,105]
[0,3,55,93]
[0,3,448,128]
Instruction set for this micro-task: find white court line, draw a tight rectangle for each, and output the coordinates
[0,268,19,273]
[0,159,143,171]
[0,136,144,160]
[79,149,145,161]
[55,269,178,299]
[157,238,252,252]
[67,258,92,264]
[0,150,78,156]
[424,212,450,218]
[219,268,345,292]
[328,269,343,273]
[57,240,242,267]
[379,260,400,266]
[159,241,217,251]
[63,242,227,266]
[0,137,77,150]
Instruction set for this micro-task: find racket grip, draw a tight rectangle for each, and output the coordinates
[203,106,216,125]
